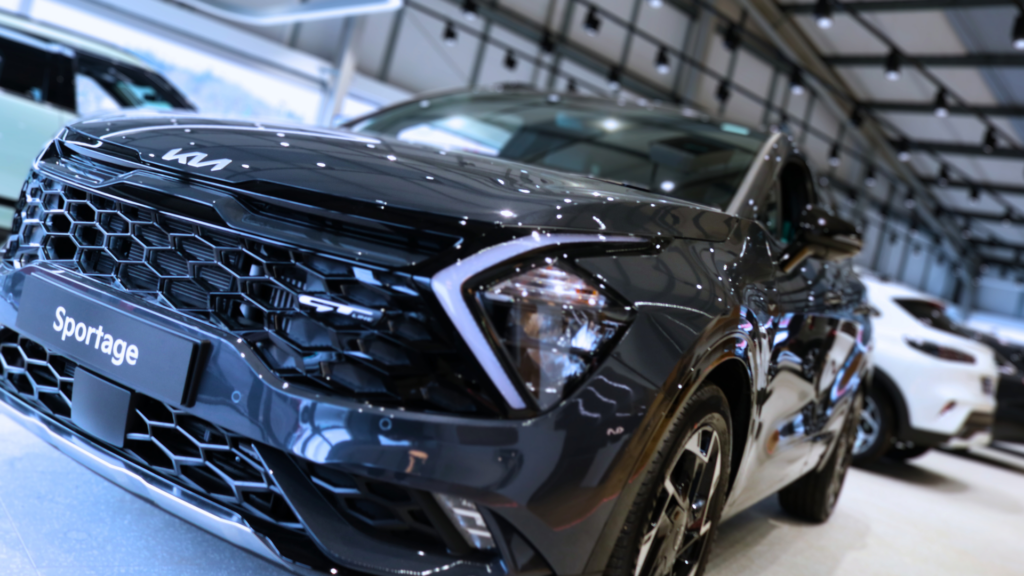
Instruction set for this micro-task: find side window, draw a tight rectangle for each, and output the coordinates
[778,162,814,245]
[754,180,781,237]
[0,37,74,111]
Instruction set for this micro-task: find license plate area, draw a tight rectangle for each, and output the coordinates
[15,275,201,406]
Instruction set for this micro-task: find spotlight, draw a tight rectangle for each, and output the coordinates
[655,46,671,75]
[896,138,911,162]
[504,49,517,71]
[814,0,833,30]
[970,186,980,202]
[716,79,731,103]
[938,165,949,187]
[884,49,901,81]
[828,142,841,167]
[983,127,997,154]
[443,21,457,46]
[462,0,478,21]
[648,0,664,7]
[607,68,621,91]
[933,89,949,118]
[1014,12,1024,50]
[790,68,805,96]
[724,24,741,51]
[584,7,601,36]
[540,31,555,54]
[865,166,877,188]
[567,77,578,94]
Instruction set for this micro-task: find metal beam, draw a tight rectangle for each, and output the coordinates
[902,140,1024,159]
[868,101,1024,117]
[174,0,402,26]
[921,178,1024,196]
[825,53,1024,68]
[781,0,1016,14]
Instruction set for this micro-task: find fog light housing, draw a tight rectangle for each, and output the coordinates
[434,494,496,550]
[475,265,633,410]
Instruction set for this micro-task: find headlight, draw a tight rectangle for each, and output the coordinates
[905,338,975,364]
[475,265,633,410]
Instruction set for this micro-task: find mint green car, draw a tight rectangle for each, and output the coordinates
[0,13,192,229]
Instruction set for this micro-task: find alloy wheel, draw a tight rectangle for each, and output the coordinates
[634,424,723,576]
[853,395,881,456]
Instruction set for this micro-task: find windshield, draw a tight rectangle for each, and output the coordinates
[349,92,765,209]
[75,53,192,115]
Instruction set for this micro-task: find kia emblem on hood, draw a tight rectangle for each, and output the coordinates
[162,148,232,172]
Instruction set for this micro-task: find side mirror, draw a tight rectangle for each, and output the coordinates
[781,208,862,273]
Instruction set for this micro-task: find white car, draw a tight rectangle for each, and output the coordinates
[0,12,192,228]
[854,275,997,463]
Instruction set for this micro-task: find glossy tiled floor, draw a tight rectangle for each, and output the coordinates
[1,409,1021,576]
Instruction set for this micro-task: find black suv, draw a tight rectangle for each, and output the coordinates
[0,90,869,576]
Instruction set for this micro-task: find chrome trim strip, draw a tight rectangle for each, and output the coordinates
[0,387,322,576]
[431,233,646,411]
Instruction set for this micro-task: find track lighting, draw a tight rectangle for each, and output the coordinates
[540,31,555,53]
[584,7,601,36]
[462,0,478,21]
[789,68,805,96]
[896,138,911,162]
[724,24,741,51]
[865,166,877,188]
[1014,12,1024,50]
[884,50,901,81]
[443,21,457,46]
[655,46,671,75]
[716,80,730,103]
[607,68,621,91]
[937,165,949,187]
[828,143,841,167]
[504,49,517,71]
[983,127,997,154]
[814,0,833,30]
[933,89,949,118]
[567,77,578,94]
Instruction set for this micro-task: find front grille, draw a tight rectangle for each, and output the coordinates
[5,171,498,415]
[0,328,460,562]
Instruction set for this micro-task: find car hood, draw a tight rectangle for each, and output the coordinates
[64,114,735,244]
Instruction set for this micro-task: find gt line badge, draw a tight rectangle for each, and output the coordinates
[298,294,382,323]
[162,148,233,171]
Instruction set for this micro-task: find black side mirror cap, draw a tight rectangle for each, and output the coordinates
[781,208,862,273]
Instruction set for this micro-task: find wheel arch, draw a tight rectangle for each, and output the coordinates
[582,330,758,575]
[870,367,910,438]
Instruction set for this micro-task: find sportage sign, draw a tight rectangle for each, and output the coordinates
[16,274,201,406]
[52,306,139,366]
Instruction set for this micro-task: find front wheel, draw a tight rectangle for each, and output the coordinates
[852,385,894,465]
[606,385,732,576]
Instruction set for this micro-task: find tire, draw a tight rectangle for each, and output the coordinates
[851,384,894,466]
[778,389,861,523]
[606,385,733,576]
[886,443,929,460]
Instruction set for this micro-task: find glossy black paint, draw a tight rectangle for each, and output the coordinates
[0,105,870,576]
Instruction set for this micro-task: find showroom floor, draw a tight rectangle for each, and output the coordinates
[0,410,1020,576]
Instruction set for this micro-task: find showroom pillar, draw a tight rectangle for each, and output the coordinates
[318,18,358,126]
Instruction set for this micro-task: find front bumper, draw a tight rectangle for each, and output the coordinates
[0,385,323,575]
[0,262,647,576]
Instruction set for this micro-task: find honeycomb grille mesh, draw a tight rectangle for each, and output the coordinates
[0,328,455,557]
[4,172,494,414]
